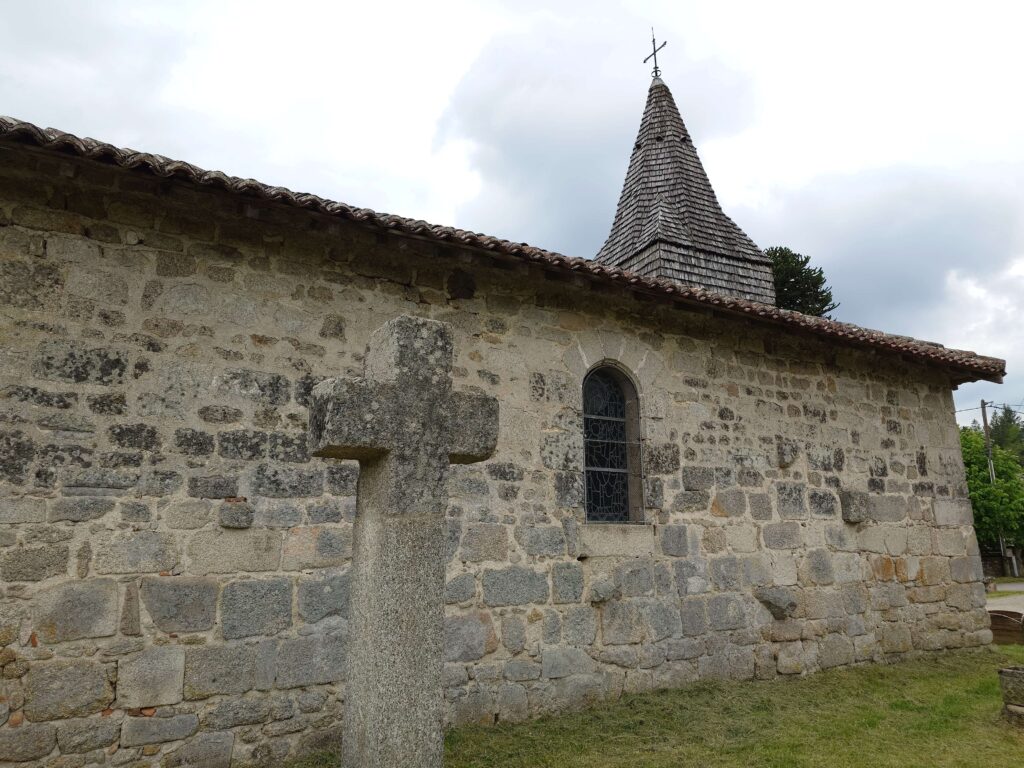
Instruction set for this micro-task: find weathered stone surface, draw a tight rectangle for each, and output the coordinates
[308,315,498,768]
[187,474,238,499]
[763,522,802,550]
[0,545,68,582]
[141,577,219,632]
[174,428,214,456]
[48,497,115,522]
[251,464,323,497]
[217,429,267,460]
[95,531,178,574]
[33,578,118,643]
[298,569,349,623]
[681,466,715,490]
[445,572,476,604]
[552,561,584,603]
[275,634,347,688]
[542,647,595,679]
[162,731,234,768]
[184,645,256,699]
[218,500,254,529]
[482,567,549,606]
[461,524,508,562]
[33,340,127,386]
[121,713,198,747]
[118,646,184,708]
[707,595,745,630]
[221,578,292,639]
[0,723,56,762]
[754,586,799,619]
[204,697,270,729]
[515,525,565,557]
[776,483,806,519]
[445,612,496,662]
[187,529,282,575]
[216,368,290,405]
[109,423,161,450]
[0,497,46,524]
[24,660,114,720]
[55,716,120,753]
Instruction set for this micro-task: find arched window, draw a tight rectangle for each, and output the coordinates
[583,366,643,522]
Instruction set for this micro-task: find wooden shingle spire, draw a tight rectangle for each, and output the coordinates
[595,78,776,305]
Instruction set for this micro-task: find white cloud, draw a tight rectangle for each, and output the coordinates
[1,0,1021,412]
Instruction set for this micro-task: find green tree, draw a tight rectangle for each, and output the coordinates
[766,246,839,317]
[990,405,1024,461]
[960,426,1024,544]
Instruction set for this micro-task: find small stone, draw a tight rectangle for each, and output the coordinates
[216,368,290,405]
[220,578,292,639]
[763,522,802,550]
[198,405,243,424]
[55,716,120,753]
[140,576,219,633]
[187,475,238,499]
[481,567,549,606]
[0,723,56,762]
[184,645,256,699]
[461,524,508,562]
[173,428,214,456]
[162,731,234,768]
[117,646,184,708]
[24,660,114,720]
[444,612,496,662]
[444,573,476,604]
[33,578,118,643]
[0,545,68,582]
[297,569,350,623]
[251,464,323,497]
[552,561,584,603]
[776,483,806,519]
[94,531,178,574]
[541,647,594,679]
[218,500,254,529]
[514,526,565,557]
[121,713,198,747]
[274,634,346,688]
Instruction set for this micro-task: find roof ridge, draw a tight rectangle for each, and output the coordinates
[0,115,1004,383]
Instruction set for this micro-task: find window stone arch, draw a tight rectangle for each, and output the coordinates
[582,364,644,522]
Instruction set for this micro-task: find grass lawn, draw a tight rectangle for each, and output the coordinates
[290,646,1024,768]
[989,591,1024,600]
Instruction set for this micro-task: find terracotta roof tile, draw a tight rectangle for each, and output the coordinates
[0,115,1005,384]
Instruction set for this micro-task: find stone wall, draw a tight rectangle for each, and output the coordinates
[0,144,989,765]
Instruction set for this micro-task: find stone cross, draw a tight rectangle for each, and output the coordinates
[307,315,499,768]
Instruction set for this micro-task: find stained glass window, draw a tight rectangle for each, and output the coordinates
[583,368,641,522]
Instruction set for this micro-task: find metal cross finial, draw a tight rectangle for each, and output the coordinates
[644,28,667,78]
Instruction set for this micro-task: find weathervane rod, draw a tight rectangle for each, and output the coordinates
[644,27,667,78]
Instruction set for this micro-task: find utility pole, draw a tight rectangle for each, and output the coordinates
[981,399,996,483]
[982,399,1018,576]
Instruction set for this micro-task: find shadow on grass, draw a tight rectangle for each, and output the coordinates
[288,648,1024,768]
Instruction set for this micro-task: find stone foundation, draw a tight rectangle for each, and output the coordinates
[0,144,990,765]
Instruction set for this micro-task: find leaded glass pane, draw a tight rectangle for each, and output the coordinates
[585,470,630,522]
[583,369,632,523]
[583,372,626,419]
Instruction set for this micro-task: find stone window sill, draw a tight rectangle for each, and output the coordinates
[579,523,657,558]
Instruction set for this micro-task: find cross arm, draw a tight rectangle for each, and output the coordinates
[307,377,393,460]
[448,390,499,465]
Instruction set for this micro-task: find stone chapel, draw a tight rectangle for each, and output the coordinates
[0,73,1006,765]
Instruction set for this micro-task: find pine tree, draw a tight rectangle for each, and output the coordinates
[766,246,839,317]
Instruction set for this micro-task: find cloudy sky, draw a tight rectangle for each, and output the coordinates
[3,0,1021,420]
